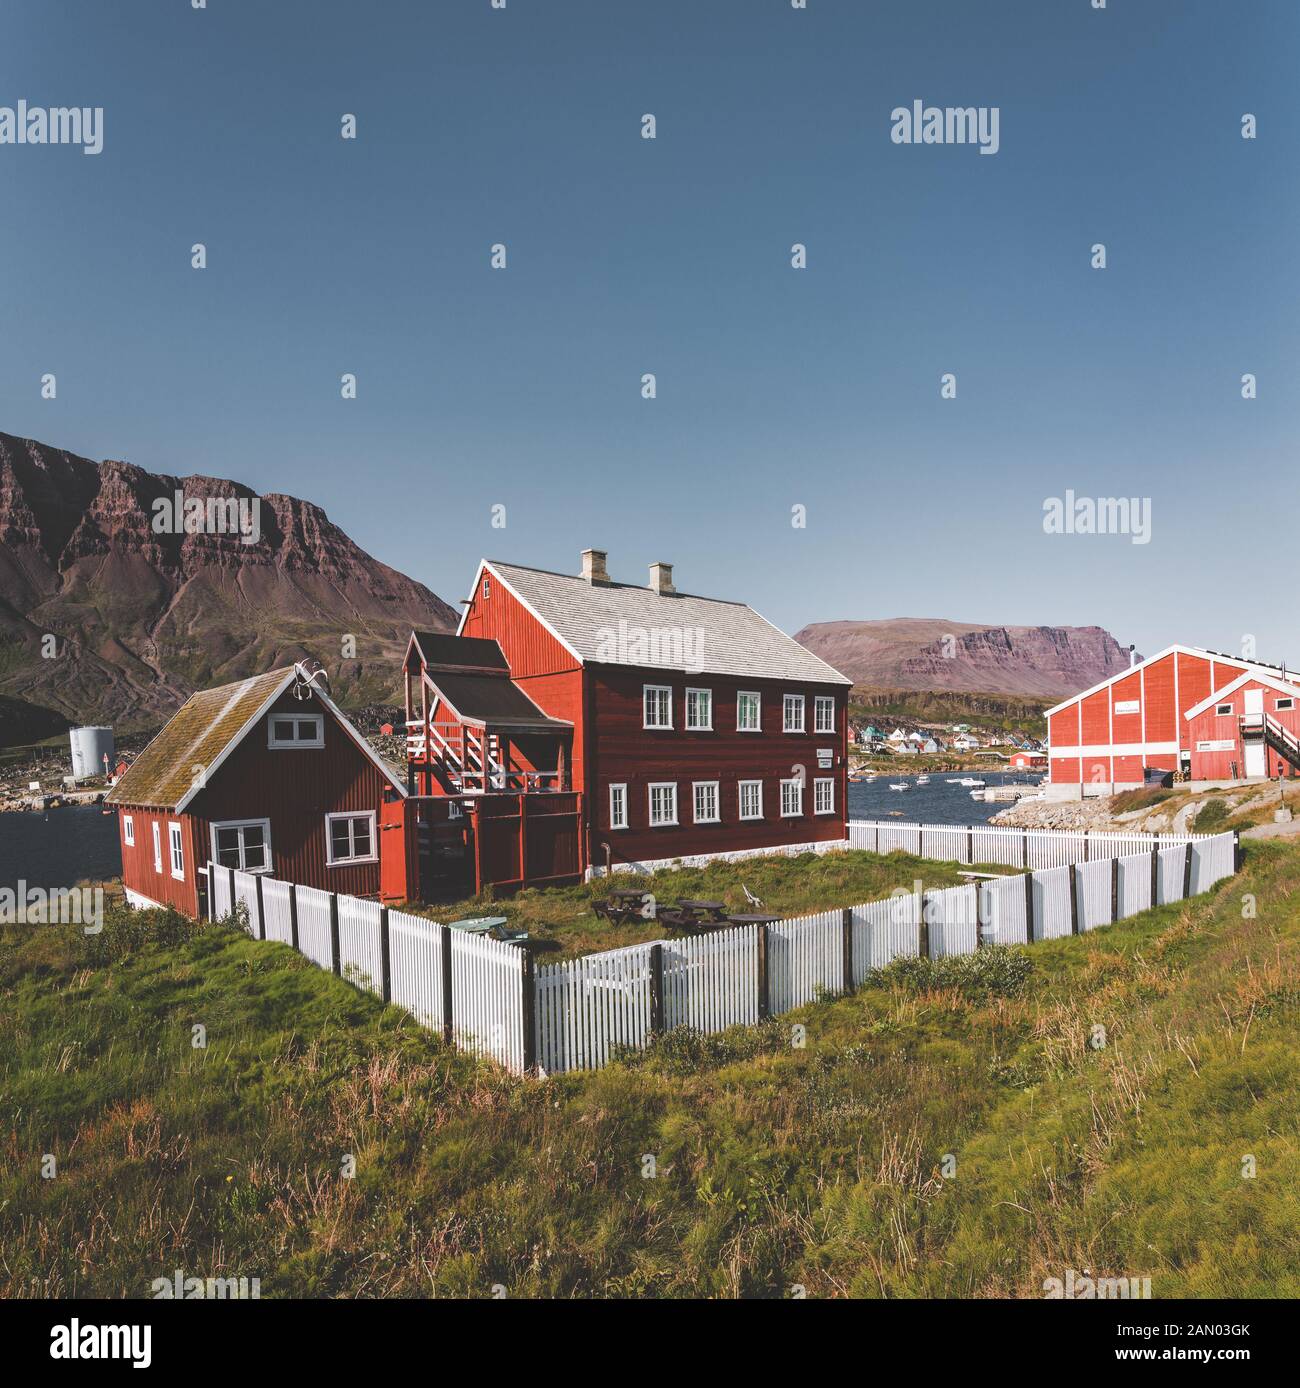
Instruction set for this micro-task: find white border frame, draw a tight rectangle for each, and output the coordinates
[813,777,835,815]
[168,821,185,880]
[647,781,678,827]
[814,695,836,734]
[692,780,720,824]
[736,690,761,732]
[738,778,763,821]
[608,782,628,830]
[685,687,713,731]
[210,817,273,874]
[325,810,379,866]
[783,693,806,734]
[643,684,673,730]
[268,711,325,749]
[780,777,804,817]
[122,813,134,846]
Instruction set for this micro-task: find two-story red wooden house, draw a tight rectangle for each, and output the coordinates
[392,550,852,893]
[107,663,406,914]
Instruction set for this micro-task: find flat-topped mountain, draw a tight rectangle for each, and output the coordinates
[794,617,1134,699]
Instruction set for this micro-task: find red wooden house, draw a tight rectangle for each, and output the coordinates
[390,550,852,895]
[107,663,406,914]
[1046,645,1300,789]
[1185,671,1300,781]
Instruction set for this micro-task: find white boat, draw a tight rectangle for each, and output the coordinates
[945,778,963,784]
[889,782,909,791]
[959,777,985,787]
[916,775,930,784]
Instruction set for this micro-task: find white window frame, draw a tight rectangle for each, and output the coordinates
[210,818,273,874]
[1216,703,1233,716]
[780,777,804,817]
[152,821,162,873]
[609,782,628,830]
[736,691,762,732]
[648,782,678,827]
[692,780,720,824]
[1277,698,1294,711]
[268,712,325,749]
[738,779,763,821]
[685,687,713,731]
[482,577,491,598]
[168,821,185,880]
[325,810,378,866]
[122,814,135,847]
[643,684,673,730]
[814,777,835,815]
[783,694,806,733]
[814,696,836,734]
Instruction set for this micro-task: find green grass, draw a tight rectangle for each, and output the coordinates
[2,843,1298,1298]
[401,849,984,962]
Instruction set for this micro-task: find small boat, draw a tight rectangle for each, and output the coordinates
[969,789,985,799]
[945,778,963,784]
[889,782,909,791]
[959,777,985,787]
[915,775,930,784]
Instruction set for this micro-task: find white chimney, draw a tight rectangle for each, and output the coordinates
[1129,645,1137,668]
[580,548,609,584]
[649,561,675,595]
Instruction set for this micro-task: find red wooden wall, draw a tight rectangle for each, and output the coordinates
[1188,679,1300,780]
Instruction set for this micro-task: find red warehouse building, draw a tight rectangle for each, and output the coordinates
[1047,645,1300,791]
[1185,671,1300,782]
[107,663,406,914]
[393,549,852,893]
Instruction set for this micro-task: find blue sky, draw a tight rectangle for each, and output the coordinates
[1,0,1297,664]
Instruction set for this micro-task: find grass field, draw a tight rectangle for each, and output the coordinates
[2,841,1298,1299]
[402,849,983,960]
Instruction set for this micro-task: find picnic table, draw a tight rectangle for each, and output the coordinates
[656,898,731,932]
[593,886,653,925]
[723,912,780,926]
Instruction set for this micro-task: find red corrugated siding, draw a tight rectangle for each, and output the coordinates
[115,806,201,915]
[1188,680,1300,779]
[1142,654,1178,745]
[186,692,390,898]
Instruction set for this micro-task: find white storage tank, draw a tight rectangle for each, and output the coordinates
[70,725,115,781]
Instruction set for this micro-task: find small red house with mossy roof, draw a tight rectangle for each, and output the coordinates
[106,662,405,914]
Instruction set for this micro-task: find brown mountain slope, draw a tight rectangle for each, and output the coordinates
[795,618,1134,699]
[0,431,456,739]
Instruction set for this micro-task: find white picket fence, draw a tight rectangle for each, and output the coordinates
[530,827,1240,1075]
[208,865,526,1072]
[207,822,1241,1079]
[846,819,1209,871]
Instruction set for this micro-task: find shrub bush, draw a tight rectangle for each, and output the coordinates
[867,944,1033,1000]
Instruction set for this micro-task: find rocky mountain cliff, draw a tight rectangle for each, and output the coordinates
[795,617,1134,699]
[0,430,457,741]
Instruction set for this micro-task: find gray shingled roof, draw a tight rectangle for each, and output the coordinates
[485,561,851,685]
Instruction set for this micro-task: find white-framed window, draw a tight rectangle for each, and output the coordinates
[648,782,678,827]
[447,799,464,820]
[685,688,713,730]
[211,818,272,873]
[643,685,673,730]
[122,814,135,846]
[783,694,805,733]
[1277,698,1294,711]
[609,783,628,830]
[736,691,761,732]
[738,779,763,821]
[814,696,836,734]
[168,822,185,880]
[693,781,720,824]
[780,777,804,817]
[325,810,377,865]
[152,822,162,873]
[1216,703,1233,716]
[814,777,835,815]
[269,712,324,748]
[482,577,491,598]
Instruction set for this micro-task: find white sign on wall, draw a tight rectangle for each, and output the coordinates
[817,748,834,769]
[1114,699,1140,715]
[1196,740,1236,752]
